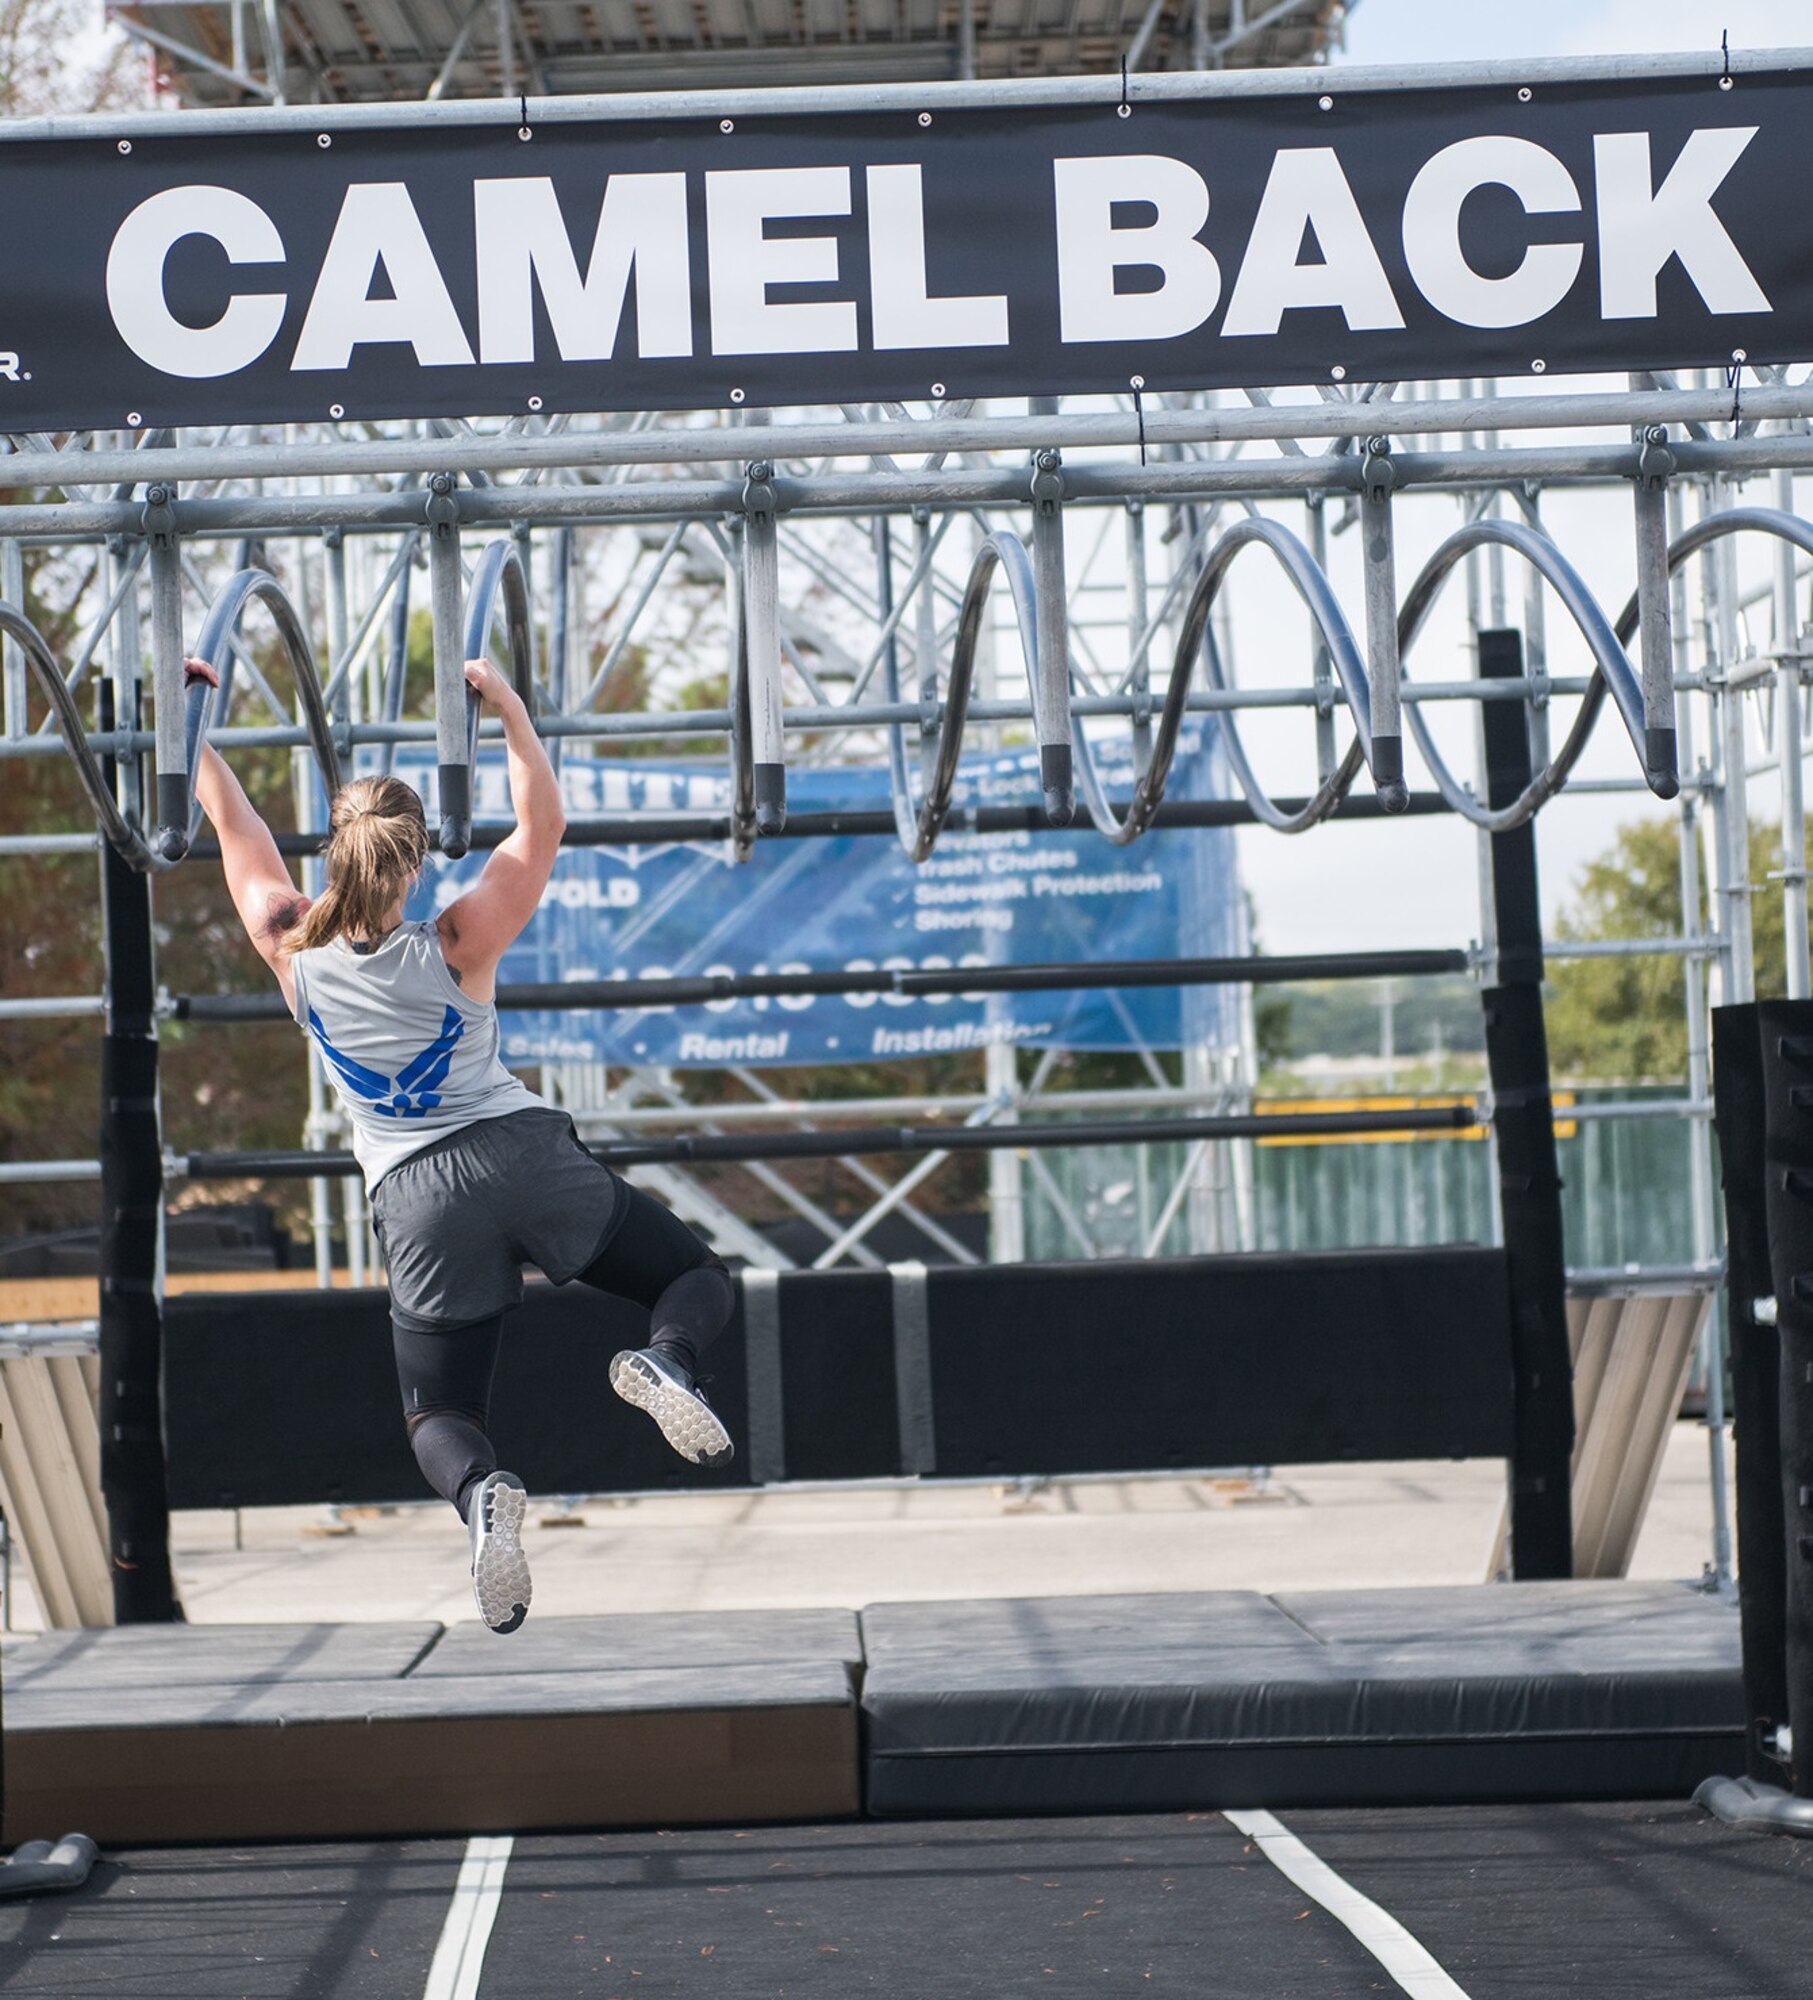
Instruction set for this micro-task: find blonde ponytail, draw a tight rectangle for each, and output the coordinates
[282,776,429,955]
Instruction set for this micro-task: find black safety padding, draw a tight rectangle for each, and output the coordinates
[164,1248,1513,1506]
[861,1583,1743,1815]
[775,1270,898,1483]
[921,1247,1513,1476]
[1713,1003,1791,1780]
[1758,999,1813,1797]
[162,1281,750,1509]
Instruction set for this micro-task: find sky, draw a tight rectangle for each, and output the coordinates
[1215,0,1812,963]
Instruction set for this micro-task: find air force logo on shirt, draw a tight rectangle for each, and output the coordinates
[307,1005,464,1118]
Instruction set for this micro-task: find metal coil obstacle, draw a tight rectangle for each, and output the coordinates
[17,459,1813,874]
[1,559,340,873]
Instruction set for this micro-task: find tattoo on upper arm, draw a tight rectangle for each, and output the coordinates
[262,893,307,942]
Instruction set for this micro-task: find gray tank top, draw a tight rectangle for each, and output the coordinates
[288,920,541,1191]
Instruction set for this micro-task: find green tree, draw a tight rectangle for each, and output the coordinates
[1544,815,1807,1081]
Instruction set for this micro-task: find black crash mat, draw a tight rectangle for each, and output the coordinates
[861,1582,1745,1814]
[4,1614,861,1844]
[409,1607,861,1677]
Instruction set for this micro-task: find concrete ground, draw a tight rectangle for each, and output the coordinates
[2,1420,1731,1633]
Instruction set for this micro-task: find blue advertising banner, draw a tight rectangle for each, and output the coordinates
[391,724,1240,1068]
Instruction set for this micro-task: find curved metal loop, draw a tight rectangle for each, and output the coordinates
[376,533,416,779]
[0,600,168,870]
[190,569,343,841]
[1395,519,1644,834]
[1076,514,1374,841]
[1612,505,1813,640]
[885,530,1039,863]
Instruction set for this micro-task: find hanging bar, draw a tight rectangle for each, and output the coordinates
[426,474,475,858]
[145,484,192,860]
[1359,438,1408,811]
[741,460,787,836]
[1029,449,1075,825]
[1633,427,1680,798]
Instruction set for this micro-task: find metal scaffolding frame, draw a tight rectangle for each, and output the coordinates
[0,61,1808,1591]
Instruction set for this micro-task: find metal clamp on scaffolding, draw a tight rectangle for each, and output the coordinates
[425,472,475,858]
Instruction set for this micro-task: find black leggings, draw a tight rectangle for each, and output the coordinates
[393,1183,733,1519]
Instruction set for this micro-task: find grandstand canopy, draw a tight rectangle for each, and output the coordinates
[109,0,1350,107]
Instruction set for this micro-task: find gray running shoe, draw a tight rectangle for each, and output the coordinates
[610,1349,735,1469]
[468,1470,531,1634]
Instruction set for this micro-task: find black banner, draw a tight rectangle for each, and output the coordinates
[4,69,1808,431]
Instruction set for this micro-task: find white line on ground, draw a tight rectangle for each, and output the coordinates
[424,1834,514,2000]
[1224,1809,1472,2000]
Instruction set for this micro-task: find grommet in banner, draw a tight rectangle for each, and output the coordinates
[126,411,142,427]
[1116,102,1131,120]
[930,382,946,400]
[1329,364,1346,381]
[729,387,746,404]
[328,402,345,418]
[116,139,131,154]
[1732,347,1749,363]
[917,111,932,127]
[317,134,331,149]
[518,126,533,142]
[1318,95,1333,111]
[719,118,735,133]
[527,395,543,412]
[1530,358,1547,374]
[1517,86,1532,102]
[1719,73,1735,91]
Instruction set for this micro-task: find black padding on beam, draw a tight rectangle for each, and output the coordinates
[1759,998,1813,1797]
[1714,1002,1792,1780]
[920,1248,1514,1475]
[861,1583,1744,1815]
[774,1270,898,1484]
[163,1247,1512,1507]
[162,1283,751,1510]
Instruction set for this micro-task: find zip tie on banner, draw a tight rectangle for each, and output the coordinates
[1118,54,1131,119]
[518,93,532,140]
[1727,352,1745,428]
[1720,29,1732,88]
[1130,376,1147,466]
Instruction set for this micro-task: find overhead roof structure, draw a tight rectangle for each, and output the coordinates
[108,0,1352,107]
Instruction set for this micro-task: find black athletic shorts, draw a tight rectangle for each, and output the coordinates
[369,1107,626,1332]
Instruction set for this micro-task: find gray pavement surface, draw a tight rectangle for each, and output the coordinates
[3,1421,1728,1632]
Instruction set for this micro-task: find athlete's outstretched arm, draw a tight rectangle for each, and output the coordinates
[438,658,565,1002]
[189,662,309,1003]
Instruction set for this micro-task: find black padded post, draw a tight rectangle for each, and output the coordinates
[1713,1004,1791,1780]
[97,686,181,1622]
[1758,1000,1813,1795]
[1480,628,1574,1579]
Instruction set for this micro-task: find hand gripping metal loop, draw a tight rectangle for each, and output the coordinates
[1396,518,1643,834]
[189,568,343,842]
[1078,514,1373,840]
[0,600,167,870]
[432,536,540,857]
[884,530,1038,863]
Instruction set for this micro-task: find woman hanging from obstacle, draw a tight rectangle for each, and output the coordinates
[189,653,735,1634]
